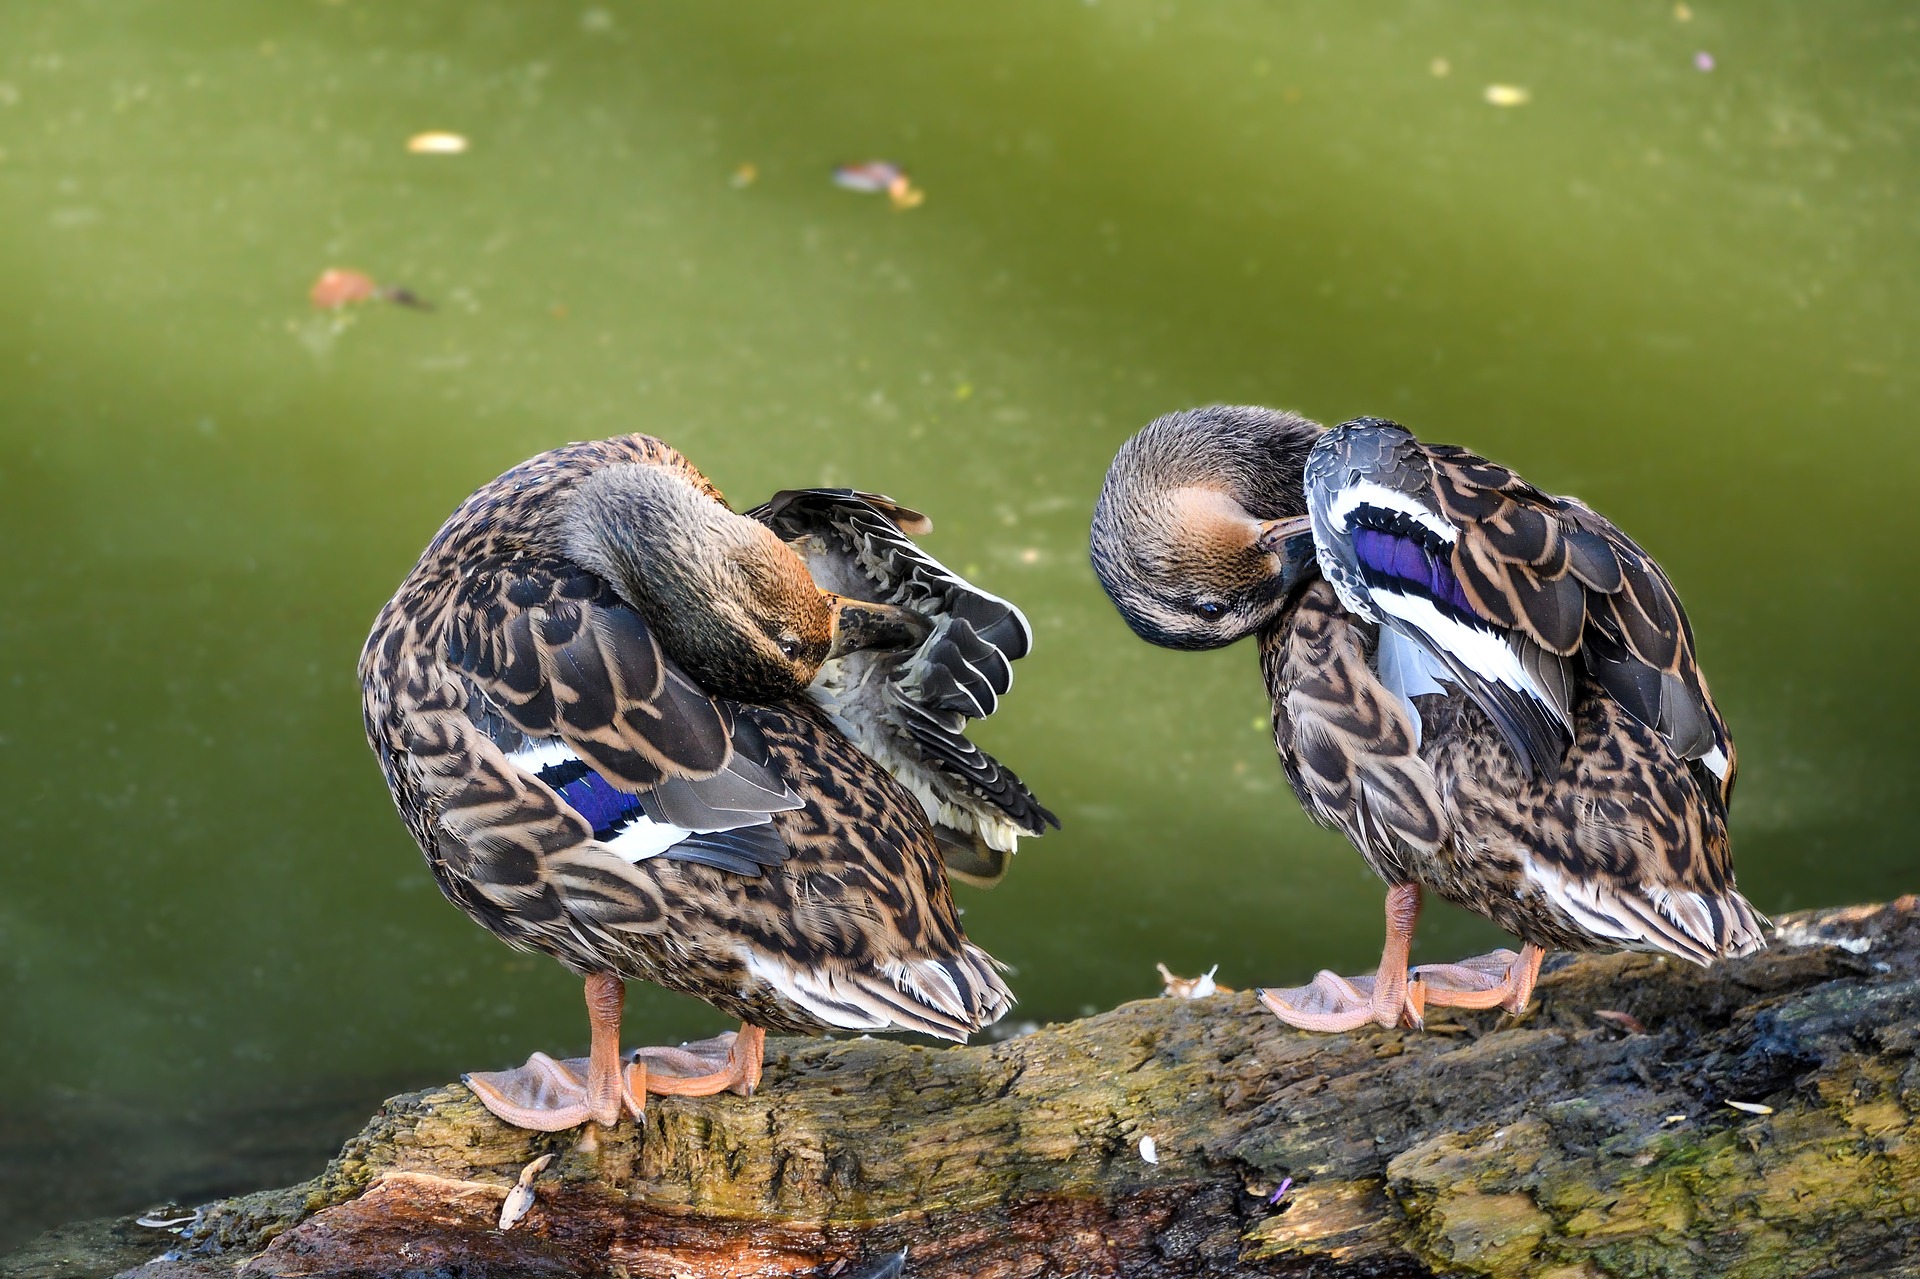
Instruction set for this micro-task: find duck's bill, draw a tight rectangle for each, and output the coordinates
[1255,515,1320,595]
[1254,513,1314,553]
[826,596,932,659]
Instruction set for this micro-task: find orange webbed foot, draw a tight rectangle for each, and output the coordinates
[464,1051,644,1131]
[1411,943,1545,1016]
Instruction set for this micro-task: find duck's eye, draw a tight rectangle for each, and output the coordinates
[777,636,805,660]
[1192,601,1225,620]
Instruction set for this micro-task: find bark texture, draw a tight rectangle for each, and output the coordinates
[32,900,1920,1279]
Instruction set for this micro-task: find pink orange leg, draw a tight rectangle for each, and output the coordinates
[1260,883,1427,1032]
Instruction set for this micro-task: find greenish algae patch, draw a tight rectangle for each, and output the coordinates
[1388,1086,1919,1277]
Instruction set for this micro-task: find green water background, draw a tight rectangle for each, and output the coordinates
[2,0,1915,1244]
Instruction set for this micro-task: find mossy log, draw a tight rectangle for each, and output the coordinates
[80,900,1920,1278]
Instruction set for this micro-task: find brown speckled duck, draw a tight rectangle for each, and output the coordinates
[1090,407,1764,1031]
[361,435,1054,1130]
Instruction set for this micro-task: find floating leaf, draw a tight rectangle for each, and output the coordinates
[408,131,469,154]
[834,161,925,209]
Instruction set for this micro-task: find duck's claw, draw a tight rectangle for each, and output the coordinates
[464,1051,644,1132]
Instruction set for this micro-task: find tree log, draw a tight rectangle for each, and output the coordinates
[20,900,1920,1279]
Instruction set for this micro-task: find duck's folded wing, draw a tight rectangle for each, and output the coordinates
[439,555,801,895]
[1548,497,1733,806]
[1306,421,1732,798]
[470,699,800,881]
[445,554,734,787]
[748,489,1058,883]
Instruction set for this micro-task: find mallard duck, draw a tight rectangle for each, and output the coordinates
[361,435,1054,1130]
[1090,407,1764,1031]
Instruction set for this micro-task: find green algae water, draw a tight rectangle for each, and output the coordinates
[3,0,1917,1245]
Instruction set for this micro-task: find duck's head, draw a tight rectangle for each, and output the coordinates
[563,464,929,701]
[1090,405,1324,650]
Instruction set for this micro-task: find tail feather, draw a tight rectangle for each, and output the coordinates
[746,944,1012,1041]
[1525,861,1768,965]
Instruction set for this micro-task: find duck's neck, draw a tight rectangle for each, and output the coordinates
[559,463,829,702]
[559,463,773,682]
[563,465,740,611]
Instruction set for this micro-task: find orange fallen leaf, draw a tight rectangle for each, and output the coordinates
[310,268,378,309]
[309,268,433,311]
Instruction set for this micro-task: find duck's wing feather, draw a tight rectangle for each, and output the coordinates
[747,489,1057,884]
[1551,498,1734,807]
[1433,686,1765,964]
[1305,420,1733,798]
[445,554,734,787]
[712,702,1015,1040]
[750,487,1032,669]
[434,555,801,897]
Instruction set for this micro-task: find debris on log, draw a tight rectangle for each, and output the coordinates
[10,900,1919,1279]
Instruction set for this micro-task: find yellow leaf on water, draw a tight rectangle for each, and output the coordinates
[407,131,469,155]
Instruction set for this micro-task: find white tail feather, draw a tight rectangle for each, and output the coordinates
[1524,861,1765,965]
[745,946,1010,1040]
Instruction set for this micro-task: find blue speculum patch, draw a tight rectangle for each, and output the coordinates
[1351,524,1478,619]
[539,761,647,839]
